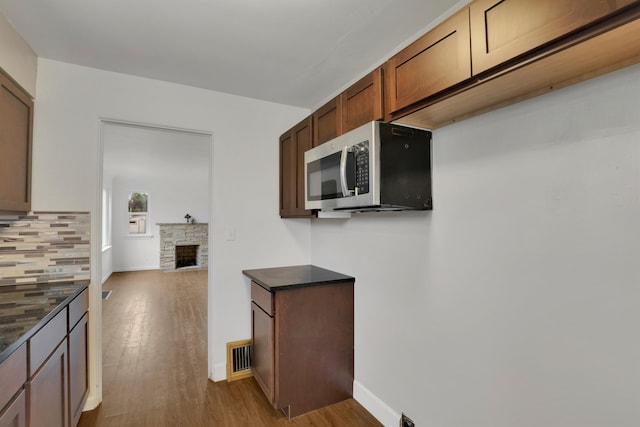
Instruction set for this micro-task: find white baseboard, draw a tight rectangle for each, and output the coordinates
[211,361,226,382]
[353,380,400,427]
[101,270,112,284]
[113,265,159,272]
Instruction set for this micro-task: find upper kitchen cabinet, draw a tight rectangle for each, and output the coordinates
[341,68,384,134]
[313,96,342,147]
[470,0,638,74]
[394,1,640,129]
[384,8,471,117]
[279,116,314,218]
[0,69,33,213]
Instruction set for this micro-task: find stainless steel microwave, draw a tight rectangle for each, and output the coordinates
[304,121,432,212]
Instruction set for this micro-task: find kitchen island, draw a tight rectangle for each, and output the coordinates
[243,265,355,418]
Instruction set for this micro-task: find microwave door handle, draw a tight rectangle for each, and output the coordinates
[339,146,352,197]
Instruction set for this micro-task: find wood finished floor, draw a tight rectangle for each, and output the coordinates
[78,270,381,427]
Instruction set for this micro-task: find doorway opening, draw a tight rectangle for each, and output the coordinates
[97,119,213,408]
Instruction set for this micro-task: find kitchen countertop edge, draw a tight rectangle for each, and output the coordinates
[0,283,89,365]
[242,264,355,292]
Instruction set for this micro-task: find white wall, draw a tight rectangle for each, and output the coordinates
[103,123,211,272]
[101,178,114,283]
[0,12,36,96]
[311,64,640,427]
[32,58,312,406]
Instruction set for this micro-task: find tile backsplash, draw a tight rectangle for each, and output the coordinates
[0,212,90,287]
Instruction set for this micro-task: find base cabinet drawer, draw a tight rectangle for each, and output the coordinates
[0,389,26,427]
[29,308,66,376]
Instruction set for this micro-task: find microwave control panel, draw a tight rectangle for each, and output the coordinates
[354,141,369,195]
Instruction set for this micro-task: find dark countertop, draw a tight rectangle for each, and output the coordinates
[242,265,354,292]
[0,282,88,364]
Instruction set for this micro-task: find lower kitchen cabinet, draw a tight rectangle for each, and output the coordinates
[29,340,68,427]
[0,286,88,427]
[68,313,89,427]
[0,390,26,427]
[245,265,355,418]
[0,343,26,427]
[251,301,275,402]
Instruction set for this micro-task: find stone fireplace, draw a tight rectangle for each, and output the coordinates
[158,223,208,270]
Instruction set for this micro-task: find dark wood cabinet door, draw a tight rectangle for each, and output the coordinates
[0,344,26,417]
[251,302,274,404]
[0,390,26,427]
[470,0,637,74]
[69,314,89,427]
[385,8,471,115]
[0,70,33,213]
[28,340,68,427]
[341,68,383,133]
[279,130,296,217]
[313,97,341,147]
[279,116,314,218]
[293,118,312,215]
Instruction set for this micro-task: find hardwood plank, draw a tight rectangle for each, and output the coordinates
[78,270,380,427]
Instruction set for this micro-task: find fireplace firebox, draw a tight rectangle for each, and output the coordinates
[175,245,199,269]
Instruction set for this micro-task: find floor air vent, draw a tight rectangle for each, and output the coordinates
[226,340,252,382]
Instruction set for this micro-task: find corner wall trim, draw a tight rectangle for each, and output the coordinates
[353,380,400,427]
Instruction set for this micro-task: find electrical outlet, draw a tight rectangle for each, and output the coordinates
[401,413,415,427]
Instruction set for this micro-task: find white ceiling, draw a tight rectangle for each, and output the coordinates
[0,0,461,109]
[102,123,210,182]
